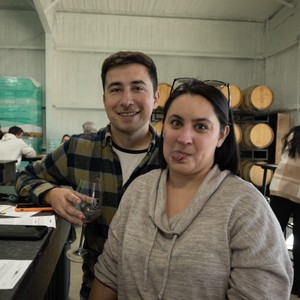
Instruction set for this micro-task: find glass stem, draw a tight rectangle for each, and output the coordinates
[77,224,86,256]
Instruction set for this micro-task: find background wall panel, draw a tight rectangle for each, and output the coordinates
[0,10,45,97]
[0,1,299,144]
[266,45,299,111]
[53,13,265,58]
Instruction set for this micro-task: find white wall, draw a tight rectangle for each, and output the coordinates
[266,6,300,126]
[1,6,300,142]
[49,12,265,140]
[0,10,45,97]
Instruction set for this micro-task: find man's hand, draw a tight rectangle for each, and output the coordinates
[43,187,85,225]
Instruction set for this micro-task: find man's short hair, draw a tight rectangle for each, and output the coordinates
[8,126,24,136]
[101,51,158,93]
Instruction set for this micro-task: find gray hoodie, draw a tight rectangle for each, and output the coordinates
[95,166,293,299]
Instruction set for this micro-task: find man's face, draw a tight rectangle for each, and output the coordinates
[103,63,159,136]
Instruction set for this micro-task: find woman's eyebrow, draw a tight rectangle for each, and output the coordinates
[167,114,212,123]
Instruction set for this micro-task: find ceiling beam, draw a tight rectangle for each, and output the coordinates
[44,0,60,13]
[272,0,295,8]
[33,0,52,33]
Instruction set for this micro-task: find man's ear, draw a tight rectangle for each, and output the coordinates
[153,90,160,110]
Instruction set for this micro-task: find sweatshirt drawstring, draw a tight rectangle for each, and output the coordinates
[158,234,178,300]
[144,228,158,291]
[143,229,179,299]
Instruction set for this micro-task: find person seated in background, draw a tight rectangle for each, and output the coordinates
[0,126,36,169]
[90,79,293,300]
[82,121,97,134]
[61,134,71,143]
[269,125,300,297]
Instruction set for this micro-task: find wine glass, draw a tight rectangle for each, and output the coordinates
[66,179,103,263]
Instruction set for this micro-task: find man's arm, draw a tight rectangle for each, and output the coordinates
[15,142,85,225]
[20,140,36,157]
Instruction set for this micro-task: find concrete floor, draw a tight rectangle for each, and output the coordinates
[69,226,83,300]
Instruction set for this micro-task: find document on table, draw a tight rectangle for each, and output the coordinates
[0,205,56,228]
[0,205,36,217]
[0,260,32,289]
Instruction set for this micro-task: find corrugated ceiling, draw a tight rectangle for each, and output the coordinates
[0,0,298,23]
[54,0,286,22]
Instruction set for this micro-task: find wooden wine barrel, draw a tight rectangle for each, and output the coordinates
[241,85,274,111]
[220,84,242,109]
[158,83,172,108]
[152,120,163,134]
[241,123,274,149]
[241,160,273,187]
[233,123,242,144]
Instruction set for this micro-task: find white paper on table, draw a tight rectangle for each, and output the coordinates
[0,260,32,289]
[0,205,36,218]
[0,215,56,228]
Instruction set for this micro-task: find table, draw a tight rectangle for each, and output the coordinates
[255,162,277,196]
[0,212,71,300]
[22,154,46,162]
[0,160,16,185]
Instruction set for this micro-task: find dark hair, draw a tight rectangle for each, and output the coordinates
[61,134,71,143]
[101,51,158,93]
[159,80,241,176]
[8,126,24,136]
[282,125,300,159]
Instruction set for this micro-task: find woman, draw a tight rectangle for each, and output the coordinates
[269,125,300,296]
[89,80,293,299]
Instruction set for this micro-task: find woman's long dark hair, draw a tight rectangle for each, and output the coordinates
[159,80,241,176]
[282,125,300,159]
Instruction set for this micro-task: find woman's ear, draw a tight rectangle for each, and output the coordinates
[217,125,230,147]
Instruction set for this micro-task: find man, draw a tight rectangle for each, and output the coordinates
[82,121,97,134]
[15,51,161,299]
[0,126,36,170]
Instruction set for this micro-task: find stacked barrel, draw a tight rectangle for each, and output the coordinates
[230,84,275,188]
[0,76,43,153]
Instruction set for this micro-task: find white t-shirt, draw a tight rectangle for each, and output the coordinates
[112,143,147,185]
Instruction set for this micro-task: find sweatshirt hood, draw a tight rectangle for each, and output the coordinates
[2,133,17,142]
[149,165,230,235]
[144,165,230,298]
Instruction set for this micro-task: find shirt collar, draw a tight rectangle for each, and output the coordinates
[103,123,159,153]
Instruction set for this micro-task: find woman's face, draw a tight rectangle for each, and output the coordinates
[163,94,229,177]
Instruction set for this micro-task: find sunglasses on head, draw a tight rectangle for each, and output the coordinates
[170,77,231,108]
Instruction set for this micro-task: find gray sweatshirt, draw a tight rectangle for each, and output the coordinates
[95,165,293,299]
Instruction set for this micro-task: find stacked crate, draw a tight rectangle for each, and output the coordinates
[0,76,43,153]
